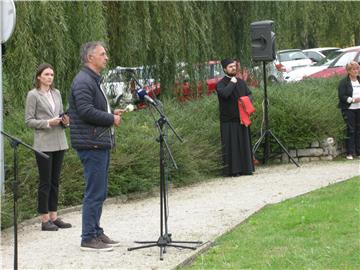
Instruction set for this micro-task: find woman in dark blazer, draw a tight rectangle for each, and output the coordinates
[25,63,72,231]
[338,61,360,160]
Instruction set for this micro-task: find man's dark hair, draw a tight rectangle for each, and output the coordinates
[221,58,236,69]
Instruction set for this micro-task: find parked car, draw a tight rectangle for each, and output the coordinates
[259,49,313,83]
[308,46,360,79]
[302,47,340,63]
[283,49,342,82]
[275,49,313,72]
[175,60,258,101]
[102,61,258,107]
[175,60,223,100]
[101,66,159,108]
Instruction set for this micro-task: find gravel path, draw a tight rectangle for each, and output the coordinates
[1,161,359,269]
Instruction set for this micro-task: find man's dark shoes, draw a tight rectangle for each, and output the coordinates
[41,221,58,231]
[97,233,121,247]
[52,218,72,229]
[80,238,113,252]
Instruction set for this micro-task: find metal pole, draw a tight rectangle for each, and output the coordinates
[1,0,17,194]
[13,143,18,270]
[262,61,270,164]
[0,17,4,193]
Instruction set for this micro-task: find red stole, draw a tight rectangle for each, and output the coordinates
[238,96,255,127]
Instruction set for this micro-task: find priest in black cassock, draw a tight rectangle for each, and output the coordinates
[216,58,255,177]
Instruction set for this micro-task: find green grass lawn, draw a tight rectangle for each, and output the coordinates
[182,176,360,270]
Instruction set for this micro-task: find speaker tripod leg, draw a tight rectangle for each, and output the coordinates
[253,130,267,153]
[268,130,300,167]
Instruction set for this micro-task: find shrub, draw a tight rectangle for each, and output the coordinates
[250,77,345,149]
[1,77,346,229]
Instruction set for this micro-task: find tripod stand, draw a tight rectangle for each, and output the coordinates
[1,130,49,270]
[253,61,299,167]
[127,102,202,260]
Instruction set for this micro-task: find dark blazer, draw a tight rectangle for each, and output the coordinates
[216,76,252,122]
[25,88,68,152]
[68,66,114,150]
[338,75,360,109]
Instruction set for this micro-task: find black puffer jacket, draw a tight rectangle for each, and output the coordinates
[68,66,114,150]
[338,75,360,110]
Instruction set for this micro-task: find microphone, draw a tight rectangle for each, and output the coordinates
[135,88,157,106]
[124,104,135,112]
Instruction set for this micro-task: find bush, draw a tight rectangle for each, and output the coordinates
[1,77,346,229]
[251,77,345,149]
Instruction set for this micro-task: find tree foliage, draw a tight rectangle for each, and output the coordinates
[3,1,359,106]
[3,1,107,107]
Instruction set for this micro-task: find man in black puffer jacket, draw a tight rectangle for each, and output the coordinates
[68,41,122,252]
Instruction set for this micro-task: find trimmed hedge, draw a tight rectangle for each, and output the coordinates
[1,77,345,229]
[251,77,345,148]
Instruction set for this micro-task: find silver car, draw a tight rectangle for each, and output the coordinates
[302,47,340,63]
[284,49,342,82]
[258,49,313,83]
[101,66,155,108]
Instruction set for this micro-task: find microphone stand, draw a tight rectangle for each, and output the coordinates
[0,130,49,270]
[127,98,202,260]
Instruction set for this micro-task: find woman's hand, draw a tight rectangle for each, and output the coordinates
[61,114,70,127]
[48,117,62,126]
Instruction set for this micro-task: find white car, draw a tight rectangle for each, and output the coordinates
[302,47,340,63]
[284,49,342,82]
[262,49,313,83]
[275,49,313,72]
[101,66,155,108]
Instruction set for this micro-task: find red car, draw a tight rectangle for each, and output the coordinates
[174,60,258,102]
[308,46,360,79]
[103,62,258,109]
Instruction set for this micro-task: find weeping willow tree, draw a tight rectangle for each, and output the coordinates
[3,1,107,108]
[246,1,360,50]
[105,1,216,97]
[3,1,360,106]
[61,1,108,102]
[3,2,38,112]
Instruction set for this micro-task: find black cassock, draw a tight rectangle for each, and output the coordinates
[216,76,255,176]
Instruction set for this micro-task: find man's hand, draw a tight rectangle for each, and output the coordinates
[354,97,360,103]
[114,109,126,115]
[113,114,121,127]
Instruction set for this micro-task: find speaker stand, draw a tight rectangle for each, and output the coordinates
[253,62,299,167]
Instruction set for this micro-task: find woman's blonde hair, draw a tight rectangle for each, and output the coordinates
[345,61,359,72]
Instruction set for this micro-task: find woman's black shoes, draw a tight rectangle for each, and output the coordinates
[41,221,58,231]
[41,219,72,231]
[52,218,72,228]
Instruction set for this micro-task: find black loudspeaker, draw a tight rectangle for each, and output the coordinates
[250,20,276,62]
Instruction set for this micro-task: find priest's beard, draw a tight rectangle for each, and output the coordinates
[225,70,237,77]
